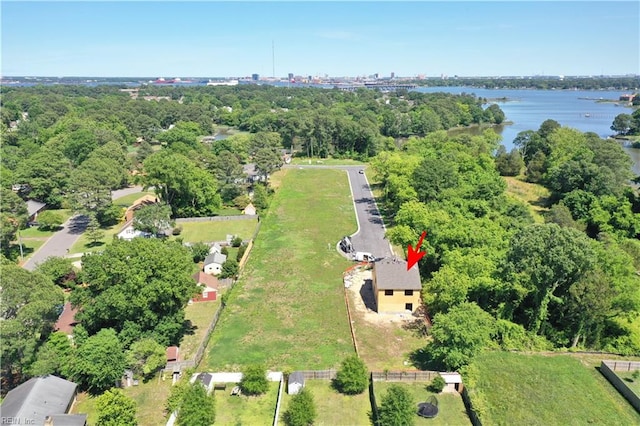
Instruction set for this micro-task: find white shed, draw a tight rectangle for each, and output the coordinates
[287,371,305,395]
[439,372,463,393]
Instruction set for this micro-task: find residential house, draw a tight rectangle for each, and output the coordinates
[0,375,87,425]
[54,302,79,336]
[191,272,219,302]
[372,257,422,313]
[287,371,305,395]
[26,200,46,224]
[116,223,152,241]
[242,203,257,216]
[204,252,227,276]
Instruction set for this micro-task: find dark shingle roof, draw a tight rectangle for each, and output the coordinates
[0,375,79,423]
[374,257,422,290]
[196,373,213,387]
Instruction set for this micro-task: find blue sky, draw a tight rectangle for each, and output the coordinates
[2,1,639,78]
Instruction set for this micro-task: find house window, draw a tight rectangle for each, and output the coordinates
[405,303,413,311]
[384,290,393,296]
[404,290,414,296]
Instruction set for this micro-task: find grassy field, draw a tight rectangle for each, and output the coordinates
[68,221,123,255]
[280,380,371,425]
[180,299,222,361]
[204,168,357,370]
[214,381,279,425]
[73,376,173,426]
[290,157,366,165]
[467,351,640,425]
[175,219,258,243]
[616,371,640,397]
[373,382,470,426]
[113,191,154,207]
[503,176,551,223]
[20,209,74,238]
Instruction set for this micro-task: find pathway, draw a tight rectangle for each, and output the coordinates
[21,186,144,271]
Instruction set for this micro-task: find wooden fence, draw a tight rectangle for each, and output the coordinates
[461,387,483,426]
[371,370,439,382]
[176,215,258,223]
[297,370,338,380]
[600,361,640,413]
[192,304,224,367]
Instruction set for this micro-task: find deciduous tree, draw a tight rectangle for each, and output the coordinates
[95,388,137,426]
[334,355,368,395]
[240,364,269,395]
[284,388,316,426]
[377,384,415,426]
[176,383,215,426]
[71,328,126,394]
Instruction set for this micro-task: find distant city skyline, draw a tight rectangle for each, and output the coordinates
[2,1,639,78]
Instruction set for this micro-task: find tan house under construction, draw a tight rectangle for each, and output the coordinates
[372,257,422,313]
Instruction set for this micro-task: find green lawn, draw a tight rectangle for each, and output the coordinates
[180,299,222,361]
[113,191,154,207]
[68,222,123,255]
[615,371,640,397]
[280,380,371,425]
[290,157,366,166]
[20,209,74,237]
[373,382,470,426]
[205,168,357,370]
[467,351,640,425]
[73,376,174,426]
[214,381,279,425]
[174,219,258,244]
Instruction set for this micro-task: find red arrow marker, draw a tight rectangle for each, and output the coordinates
[407,231,427,270]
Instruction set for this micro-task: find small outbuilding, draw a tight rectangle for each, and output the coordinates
[242,203,257,216]
[191,272,219,302]
[439,372,463,393]
[287,371,305,395]
[166,346,179,363]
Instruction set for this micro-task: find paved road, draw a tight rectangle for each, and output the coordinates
[284,165,393,259]
[22,186,145,271]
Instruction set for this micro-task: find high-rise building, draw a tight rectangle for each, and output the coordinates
[252,73,259,81]
[288,73,294,81]
[390,72,395,79]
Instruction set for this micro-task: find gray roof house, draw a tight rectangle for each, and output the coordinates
[26,200,47,222]
[203,252,227,275]
[372,257,422,314]
[287,371,305,395]
[0,375,87,425]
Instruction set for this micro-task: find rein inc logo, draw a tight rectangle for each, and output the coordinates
[1,418,36,425]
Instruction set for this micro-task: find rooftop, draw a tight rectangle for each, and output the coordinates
[373,257,422,290]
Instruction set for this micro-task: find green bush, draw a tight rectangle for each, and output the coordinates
[283,388,316,426]
[334,355,368,395]
[427,376,445,393]
[231,235,243,247]
[240,364,269,395]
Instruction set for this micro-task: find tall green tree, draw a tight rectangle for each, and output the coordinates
[72,238,197,346]
[1,261,64,387]
[133,203,174,235]
[95,388,138,426]
[0,188,28,254]
[176,383,215,426]
[126,338,166,380]
[334,355,368,395]
[28,331,74,378]
[240,364,269,396]
[142,151,221,217]
[377,385,415,426]
[284,388,316,426]
[428,302,496,370]
[71,328,126,394]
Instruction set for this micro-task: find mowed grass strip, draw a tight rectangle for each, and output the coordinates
[175,218,258,243]
[214,381,279,425]
[280,380,371,425]
[373,381,470,426]
[206,169,357,370]
[469,351,640,425]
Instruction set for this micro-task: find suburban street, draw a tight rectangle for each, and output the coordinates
[22,186,144,271]
[285,165,393,259]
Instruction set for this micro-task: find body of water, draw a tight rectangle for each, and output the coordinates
[415,86,639,176]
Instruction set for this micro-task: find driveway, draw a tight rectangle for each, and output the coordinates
[284,165,393,259]
[22,186,145,271]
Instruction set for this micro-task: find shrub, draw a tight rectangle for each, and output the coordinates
[190,242,210,263]
[220,258,239,279]
[334,355,368,395]
[221,246,229,256]
[633,370,640,381]
[378,385,415,426]
[427,375,445,393]
[240,364,269,395]
[237,243,248,262]
[231,235,243,247]
[36,210,64,230]
[284,388,316,426]
[172,225,183,236]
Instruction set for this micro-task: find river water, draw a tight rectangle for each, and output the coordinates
[415,86,640,176]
